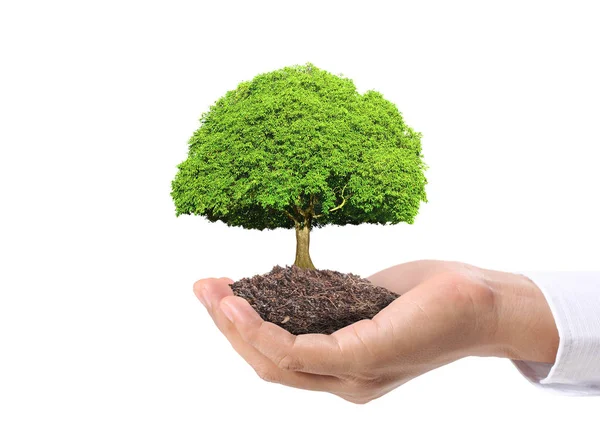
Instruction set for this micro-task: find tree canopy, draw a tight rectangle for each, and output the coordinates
[171,62,427,231]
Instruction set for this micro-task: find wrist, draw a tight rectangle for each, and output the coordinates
[481,269,559,363]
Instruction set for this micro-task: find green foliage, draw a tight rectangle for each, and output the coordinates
[171,62,427,230]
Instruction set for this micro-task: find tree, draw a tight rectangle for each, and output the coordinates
[171,63,427,270]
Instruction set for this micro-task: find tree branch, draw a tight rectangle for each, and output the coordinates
[294,204,306,218]
[294,194,307,218]
[328,194,351,213]
[312,184,352,218]
[267,205,299,224]
[328,183,351,214]
[311,194,323,218]
[283,208,299,224]
[309,194,317,216]
[339,183,348,199]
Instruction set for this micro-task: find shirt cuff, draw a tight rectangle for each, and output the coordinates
[510,272,600,396]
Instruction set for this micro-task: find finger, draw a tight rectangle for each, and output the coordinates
[193,277,234,312]
[369,272,478,364]
[195,279,279,360]
[366,260,465,295]
[193,278,219,309]
[193,278,259,364]
[214,306,342,393]
[220,296,352,376]
[195,281,344,392]
[247,359,344,393]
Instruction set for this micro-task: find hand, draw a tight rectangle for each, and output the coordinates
[193,260,558,404]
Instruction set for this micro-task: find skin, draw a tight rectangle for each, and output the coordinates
[194,260,559,404]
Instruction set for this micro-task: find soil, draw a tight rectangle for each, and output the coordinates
[229,264,399,335]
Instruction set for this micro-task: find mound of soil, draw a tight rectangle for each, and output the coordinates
[229,264,399,335]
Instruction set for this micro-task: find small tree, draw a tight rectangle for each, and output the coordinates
[171,63,427,270]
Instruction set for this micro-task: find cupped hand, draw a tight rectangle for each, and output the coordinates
[193,260,557,404]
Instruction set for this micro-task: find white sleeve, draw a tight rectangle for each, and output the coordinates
[510,271,600,396]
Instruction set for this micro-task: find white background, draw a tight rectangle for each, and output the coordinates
[1,0,599,434]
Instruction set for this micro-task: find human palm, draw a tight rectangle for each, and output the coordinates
[194,260,557,403]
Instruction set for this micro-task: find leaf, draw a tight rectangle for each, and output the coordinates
[171,62,428,230]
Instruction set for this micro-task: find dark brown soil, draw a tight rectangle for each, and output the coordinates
[229,265,399,335]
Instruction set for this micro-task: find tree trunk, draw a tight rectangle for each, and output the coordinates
[294,222,316,270]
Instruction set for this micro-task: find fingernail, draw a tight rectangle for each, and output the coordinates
[220,301,237,324]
